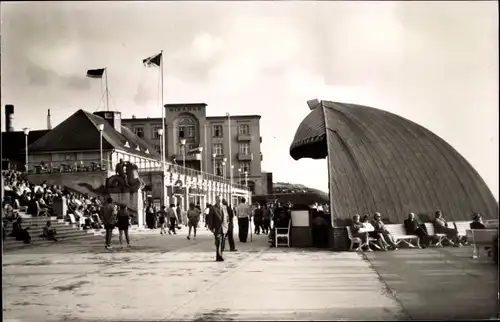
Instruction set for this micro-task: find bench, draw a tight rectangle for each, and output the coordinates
[466,229,498,258]
[484,219,499,229]
[451,221,470,245]
[424,223,449,247]
[386,224,420,248]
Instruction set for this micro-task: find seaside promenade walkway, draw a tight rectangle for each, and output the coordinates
[2,227,498,321]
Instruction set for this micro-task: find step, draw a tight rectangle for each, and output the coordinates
[2,234,92,251]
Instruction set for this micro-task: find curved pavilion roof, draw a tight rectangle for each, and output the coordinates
[290,101,498,224]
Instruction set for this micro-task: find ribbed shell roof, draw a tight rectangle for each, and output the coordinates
[290,101,498,223]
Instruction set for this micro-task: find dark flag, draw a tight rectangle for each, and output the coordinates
[86,68,105,78]
[143,53,162,67]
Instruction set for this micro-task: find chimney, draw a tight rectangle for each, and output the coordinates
[5,104,14,132]
[47,109,52,130]
[132,115,136,119]
[93,111,122,133]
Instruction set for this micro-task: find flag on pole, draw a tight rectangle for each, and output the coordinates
[143,53,162,67]
[86,68,105,78]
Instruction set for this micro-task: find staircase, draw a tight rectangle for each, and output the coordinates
[2,212,91,251]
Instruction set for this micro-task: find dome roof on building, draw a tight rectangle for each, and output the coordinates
[28,109,160,159]
[290,101,498,223]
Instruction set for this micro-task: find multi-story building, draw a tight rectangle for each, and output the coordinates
[121,103,268,195]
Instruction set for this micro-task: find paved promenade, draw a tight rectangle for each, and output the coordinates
[2,227,498,321]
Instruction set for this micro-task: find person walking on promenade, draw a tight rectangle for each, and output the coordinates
[176,204,183,228]
[207,195,227,262]
[100,197,117,250]
[236,197,252,243]
[167,204,177,235]
[158,206,167,235]
[117,204,131,248]
[253,203,263,235]
[222,198,237,252]
[204,203,211,228]
[187,203,200,240]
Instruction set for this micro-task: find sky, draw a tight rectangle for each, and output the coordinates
[1,1,498,199]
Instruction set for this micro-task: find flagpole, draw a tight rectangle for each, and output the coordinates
[105,68,110,112]
[160,50,167,207]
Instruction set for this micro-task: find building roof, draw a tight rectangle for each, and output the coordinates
[290,100,498,223]
[1,130,50,159]
[28,109,160,159]
[122,115,261,122]
[165,103,207,108]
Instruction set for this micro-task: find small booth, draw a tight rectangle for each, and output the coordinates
[290,204,312,247]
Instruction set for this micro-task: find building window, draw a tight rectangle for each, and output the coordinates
[213,143,223,155]
[240,162,251,174]
[213,125,223,137]
[238,124,249,135]
[239,143,250,155]
[154,145,161,154]
[178,117,196,138]
[153,126,162,139]
[134,127,144,138]
[215,162,223,176]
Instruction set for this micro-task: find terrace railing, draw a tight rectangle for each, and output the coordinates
[24,159,250,192]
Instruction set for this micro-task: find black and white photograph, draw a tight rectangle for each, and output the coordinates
[1,1,498,320]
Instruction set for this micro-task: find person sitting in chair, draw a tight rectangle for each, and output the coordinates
[433,210,462,247]
[404,212,429,248]
[470,213,491,256]
[371,212,398,251]
[351,214,369,250]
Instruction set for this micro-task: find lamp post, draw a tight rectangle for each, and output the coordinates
[97,124,104,170]
[238,168,242,185]
[212,153,217,175]
[223,157,227,178]
[244,171,248,187]
[180,139,186,169]
[23,128,30,172]
[158,128,164,205]
[199,147,204,174]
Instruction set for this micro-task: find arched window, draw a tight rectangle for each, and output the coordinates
[178,117,196,138]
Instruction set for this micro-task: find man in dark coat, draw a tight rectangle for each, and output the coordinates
[404,212,429,248]
[207,196,227,262]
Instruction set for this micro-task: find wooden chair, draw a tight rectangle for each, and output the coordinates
[386,224,420,248]
[346,226,362,251]
[275,219,291,248]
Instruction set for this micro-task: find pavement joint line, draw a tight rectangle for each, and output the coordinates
[33,236,210,289]
[163,247,268,320]
[360,251,410,320]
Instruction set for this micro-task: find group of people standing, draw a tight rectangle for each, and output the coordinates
[100,197,133,249]
[145,202,202,238]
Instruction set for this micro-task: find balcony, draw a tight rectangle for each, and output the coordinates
[237,134,252,141]
[237,153,253,161]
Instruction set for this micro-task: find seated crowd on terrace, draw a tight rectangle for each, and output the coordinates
[2,170,104,244]
[349,209,496,252]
